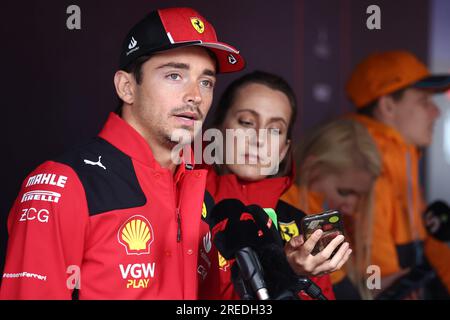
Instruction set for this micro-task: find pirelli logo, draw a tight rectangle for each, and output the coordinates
[21,190,61,203]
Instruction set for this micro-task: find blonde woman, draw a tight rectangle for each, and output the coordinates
[281,118,382,299]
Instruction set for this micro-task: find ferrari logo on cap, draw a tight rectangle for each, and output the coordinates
[191,18,205,34]
[279,221,299,242]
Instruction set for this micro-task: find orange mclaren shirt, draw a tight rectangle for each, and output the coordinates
[349,114,428,276]
[350,114,450,294]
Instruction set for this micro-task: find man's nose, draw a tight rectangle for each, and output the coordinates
[430,101,441,120]
[184,81,202,106]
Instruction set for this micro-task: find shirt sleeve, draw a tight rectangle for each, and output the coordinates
[0,161,89,299]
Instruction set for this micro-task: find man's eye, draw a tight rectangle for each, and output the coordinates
[167,73,181,80]
[201,79,215,88]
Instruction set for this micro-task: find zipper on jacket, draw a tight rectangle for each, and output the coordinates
[176,207,182,242]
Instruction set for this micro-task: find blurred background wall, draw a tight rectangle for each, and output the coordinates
[1,0,449,276]
[426,0,450,203]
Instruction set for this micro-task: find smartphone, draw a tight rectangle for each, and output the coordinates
[300,210,345,257]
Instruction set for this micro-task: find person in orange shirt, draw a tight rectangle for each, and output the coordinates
[345,50,450,298]
[281,118,382,299]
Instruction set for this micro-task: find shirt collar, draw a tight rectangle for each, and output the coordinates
[98,112,158,168]
[98,112,200,175]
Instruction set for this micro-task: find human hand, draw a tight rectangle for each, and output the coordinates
[284,229,352,276]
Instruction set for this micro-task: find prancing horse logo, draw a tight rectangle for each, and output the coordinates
[190,18,205,34]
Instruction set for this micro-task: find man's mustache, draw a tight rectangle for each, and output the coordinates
[170,106,204,121]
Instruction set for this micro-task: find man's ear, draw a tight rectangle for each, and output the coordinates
[114,71,136,105]
[374,95,396,123]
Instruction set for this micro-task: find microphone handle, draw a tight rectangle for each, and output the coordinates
[296,277,328,300]
[231,264,255,300]
[256,288,270,300]
[235,247,270,300]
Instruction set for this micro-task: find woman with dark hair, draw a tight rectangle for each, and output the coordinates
[199,71,352,300]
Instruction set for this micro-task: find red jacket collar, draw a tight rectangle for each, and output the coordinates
[206,159,295,208]
[98,113,158,168]
[96,113,192,175]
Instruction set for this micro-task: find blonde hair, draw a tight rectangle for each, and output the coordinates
[296,118,381,299]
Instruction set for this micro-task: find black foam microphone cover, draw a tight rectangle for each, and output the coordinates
[423,201,450,242]
[246,204,284,247]
[209,198,265,260]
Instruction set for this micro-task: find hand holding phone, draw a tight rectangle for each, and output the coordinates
[300,210,345,258]
[285,211,351,276]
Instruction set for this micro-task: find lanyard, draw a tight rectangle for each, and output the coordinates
[406,152,423,265]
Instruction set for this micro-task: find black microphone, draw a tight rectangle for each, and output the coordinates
[295,277,328,300]
[231,263,255,300]
[246,204,327,300]
[209,199,327,300]
[423,201,450,242]
[234,247,269,300]
[209,199,270,300]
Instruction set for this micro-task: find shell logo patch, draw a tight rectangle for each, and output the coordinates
[191,17,205,34]
[279,221,299,242]
[118,215,154,255]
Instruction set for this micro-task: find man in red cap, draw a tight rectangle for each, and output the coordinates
[0,7,244,299]
[346,50,450,298]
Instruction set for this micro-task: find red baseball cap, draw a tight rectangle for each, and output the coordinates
[119,7,245,73]
[346,50,450,108]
